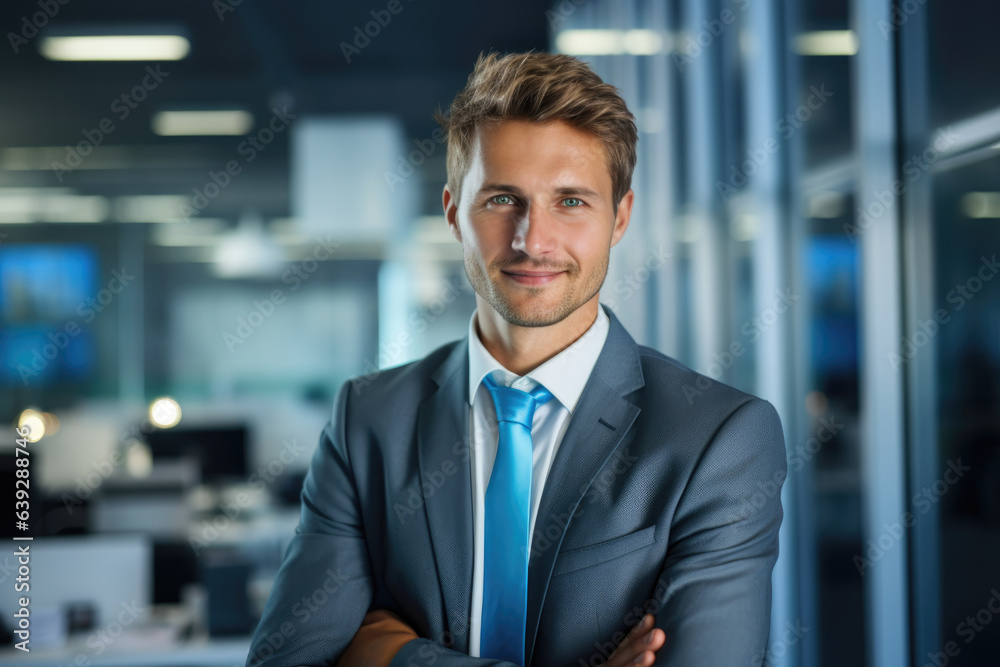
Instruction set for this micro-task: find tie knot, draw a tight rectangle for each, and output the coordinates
[482,373,553,428]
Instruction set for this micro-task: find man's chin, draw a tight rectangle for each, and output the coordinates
[491,295,573,327]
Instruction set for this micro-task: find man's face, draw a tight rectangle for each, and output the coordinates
[444,118,632,328]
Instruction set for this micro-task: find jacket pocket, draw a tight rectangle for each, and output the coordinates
[552,524,657,576]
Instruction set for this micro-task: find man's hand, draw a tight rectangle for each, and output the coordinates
[336,609,419,667]
[605,614,666,666]
[336,609,664,667]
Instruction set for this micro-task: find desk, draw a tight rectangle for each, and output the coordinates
[0,635,251,667]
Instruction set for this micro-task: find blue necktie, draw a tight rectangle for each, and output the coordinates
[480,373,553,667]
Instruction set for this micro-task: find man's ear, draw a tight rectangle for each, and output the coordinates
[610,188,634,247]
[443,185,461,243]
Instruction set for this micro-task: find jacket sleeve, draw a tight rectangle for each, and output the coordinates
[650,398,787,666]
[245,380,518,667]
[246,379,375,666]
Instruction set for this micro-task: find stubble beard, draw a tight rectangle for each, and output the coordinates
[464,248,608,328]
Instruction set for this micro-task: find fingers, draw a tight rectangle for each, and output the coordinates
[606,614,667,667]
[625,613,653,643]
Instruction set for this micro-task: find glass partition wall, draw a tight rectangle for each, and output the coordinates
[554,0,1000,665]
[902,1,1000,665]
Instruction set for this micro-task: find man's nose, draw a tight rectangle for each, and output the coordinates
[512,203,558,256]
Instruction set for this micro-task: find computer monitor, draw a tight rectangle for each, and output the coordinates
[145,425,249,484]
[153,539,201,605]
[0,244,98,388]
[0,535,150,632]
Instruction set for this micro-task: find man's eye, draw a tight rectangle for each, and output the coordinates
[490,195,514,206]
[562,198,583,207]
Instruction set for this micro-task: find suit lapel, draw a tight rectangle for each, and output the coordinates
[418,336,475,650]
[525,306,645,665]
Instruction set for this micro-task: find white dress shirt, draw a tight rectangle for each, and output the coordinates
[466,304,610,657]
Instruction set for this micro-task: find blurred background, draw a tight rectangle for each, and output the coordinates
[0,0,998,665]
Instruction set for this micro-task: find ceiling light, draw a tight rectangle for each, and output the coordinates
[794,30,858,56]
[622,30,666,55]
[152,110,254,136]
[556,29,668,56]
[0,189,108,223]
[961,192,1000,219]
[40,33,190,61]
[557,29,624,55]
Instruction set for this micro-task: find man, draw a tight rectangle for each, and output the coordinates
[246,51,786,667]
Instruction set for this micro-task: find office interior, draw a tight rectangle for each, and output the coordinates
[0,0,998,665]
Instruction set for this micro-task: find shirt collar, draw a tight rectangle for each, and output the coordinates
[467,303,610,414]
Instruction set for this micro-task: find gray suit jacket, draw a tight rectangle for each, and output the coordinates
[246,303,786,666]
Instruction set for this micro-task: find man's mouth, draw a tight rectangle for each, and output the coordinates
[501,269,565,286]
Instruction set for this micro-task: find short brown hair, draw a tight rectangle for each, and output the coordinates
[434,50,638,211]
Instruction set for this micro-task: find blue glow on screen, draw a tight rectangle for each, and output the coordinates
[0,244,97,321]
[0,244,98,385]
[807,236,859,374]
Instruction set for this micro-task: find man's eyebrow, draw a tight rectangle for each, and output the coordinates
[477,183,526,197]
[553,186,603,200]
